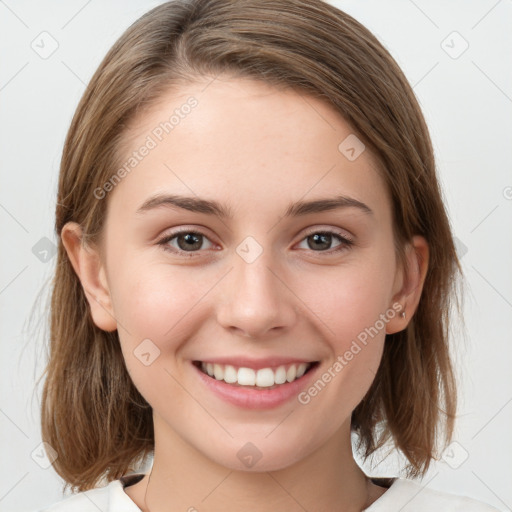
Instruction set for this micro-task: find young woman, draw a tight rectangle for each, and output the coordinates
[36,0,500,510]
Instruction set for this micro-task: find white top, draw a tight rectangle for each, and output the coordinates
[36,473,502,511]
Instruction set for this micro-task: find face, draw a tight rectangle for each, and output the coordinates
[77,76,413,472]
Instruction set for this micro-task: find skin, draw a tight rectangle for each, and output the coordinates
[62,76,428,512]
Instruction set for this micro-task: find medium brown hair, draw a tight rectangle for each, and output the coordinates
[40,0,463,493]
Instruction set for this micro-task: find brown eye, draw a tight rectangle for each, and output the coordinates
[175,232,203,251]
[297,230,354,254]
[158,230,215,255]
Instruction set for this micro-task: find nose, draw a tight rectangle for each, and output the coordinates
[215,245,298,339]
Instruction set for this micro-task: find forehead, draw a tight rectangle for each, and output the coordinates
[109,77,390,220]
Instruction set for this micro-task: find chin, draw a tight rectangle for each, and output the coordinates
[201,434,317,473]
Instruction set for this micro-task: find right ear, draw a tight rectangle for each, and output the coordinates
[60,222,117,332]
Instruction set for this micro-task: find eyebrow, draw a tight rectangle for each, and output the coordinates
[136,193,373,218]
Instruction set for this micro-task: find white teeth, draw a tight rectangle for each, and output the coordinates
[274,365,287,384]
[296,362,307,378]
[256,368,275,387]
[286,365,297,382]
[237,367,256,386]
[199,361,313,387]
[223,364,238,383]
[213,363,224,380]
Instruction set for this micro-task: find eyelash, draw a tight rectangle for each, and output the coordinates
[157,227,354,258]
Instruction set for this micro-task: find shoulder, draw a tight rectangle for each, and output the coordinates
[366,478,502,512]
[34,474,144,512]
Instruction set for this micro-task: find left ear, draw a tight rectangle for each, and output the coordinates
[385,235,429,334]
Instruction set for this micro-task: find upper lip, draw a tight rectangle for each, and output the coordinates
[194,357,318,370]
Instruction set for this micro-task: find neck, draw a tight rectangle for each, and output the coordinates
[128,415,373,512]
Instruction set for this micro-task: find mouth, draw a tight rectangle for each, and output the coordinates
[192,360,320,390]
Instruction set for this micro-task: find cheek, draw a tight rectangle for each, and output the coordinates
[110,260,199,338]
[300,258,395,344]
[109,260,225,386]
[293,256,394,408]
[111,265,197,409]
[296,267,390,425]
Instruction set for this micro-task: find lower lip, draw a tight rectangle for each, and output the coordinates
[192,362,319,409]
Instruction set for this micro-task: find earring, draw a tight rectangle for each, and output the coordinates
[400,308,406,319]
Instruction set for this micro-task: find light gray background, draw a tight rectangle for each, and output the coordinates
[1,1,511,511]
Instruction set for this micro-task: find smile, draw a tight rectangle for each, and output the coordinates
[193,360,319,390]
